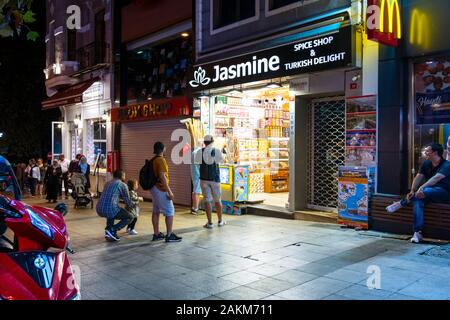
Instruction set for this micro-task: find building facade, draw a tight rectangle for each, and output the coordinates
[191,0,379,220]
[372,0,450,239]
[113,0,193,205]
[42,0,114,182]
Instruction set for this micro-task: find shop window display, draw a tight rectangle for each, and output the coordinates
[345,96,377,168]
[197,87,291,207]
[413,56,450,175]
[86,120,107,172]
[128,37,193,102]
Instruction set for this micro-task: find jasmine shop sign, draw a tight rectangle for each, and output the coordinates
[189,26,353,91]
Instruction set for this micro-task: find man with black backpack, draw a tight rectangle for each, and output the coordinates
[140,142,182,243]
[194,135,226,229]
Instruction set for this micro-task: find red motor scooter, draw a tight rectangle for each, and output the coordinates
[0,156,80,300]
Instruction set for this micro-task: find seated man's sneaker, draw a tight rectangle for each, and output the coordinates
[386,199,409,213]
[386,201,402,213]
[410,232,423,244]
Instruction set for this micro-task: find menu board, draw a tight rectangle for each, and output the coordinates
[338,166,369,229]
[345,95,377,167]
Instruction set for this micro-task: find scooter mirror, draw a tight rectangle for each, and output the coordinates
[55,203,69,217]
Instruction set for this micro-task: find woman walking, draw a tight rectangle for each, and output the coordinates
[45,160,62,203]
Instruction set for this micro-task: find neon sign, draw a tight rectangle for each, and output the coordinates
[366,0,402,47]
[409,9,429,49]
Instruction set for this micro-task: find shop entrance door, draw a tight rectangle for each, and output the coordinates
[307,97,346,212]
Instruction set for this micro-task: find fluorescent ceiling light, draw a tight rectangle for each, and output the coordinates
[265,82,282,89]
[228,88,243,95]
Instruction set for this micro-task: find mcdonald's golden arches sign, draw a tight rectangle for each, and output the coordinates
[366,0,402,47]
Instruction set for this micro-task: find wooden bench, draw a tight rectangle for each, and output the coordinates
[370,195,450,241]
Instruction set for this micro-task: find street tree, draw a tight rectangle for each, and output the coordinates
[0,0,39,41]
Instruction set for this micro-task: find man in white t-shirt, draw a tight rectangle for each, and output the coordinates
[58,154,70,199]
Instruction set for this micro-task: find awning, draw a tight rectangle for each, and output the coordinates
[42,77,100,110]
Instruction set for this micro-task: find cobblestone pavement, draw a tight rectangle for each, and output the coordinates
[22,196,450,300]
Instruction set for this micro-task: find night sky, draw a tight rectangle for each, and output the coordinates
[0,2,59,163]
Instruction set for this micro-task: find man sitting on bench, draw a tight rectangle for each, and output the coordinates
[406,143,450,243]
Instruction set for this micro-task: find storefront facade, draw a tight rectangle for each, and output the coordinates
[43,75,112,167]
[372,0,450,238]
[111,98,192,204]
[192,0,378,218]
[116,1,193,205]
[42,0,114,191]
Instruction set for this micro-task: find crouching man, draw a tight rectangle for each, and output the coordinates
[96,170,135,242]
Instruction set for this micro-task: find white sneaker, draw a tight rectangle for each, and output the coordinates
[218,220,226,227]
[410,232,423,243]
[386,201,402,213]
[127,229,138,236]
[204,223,214,229]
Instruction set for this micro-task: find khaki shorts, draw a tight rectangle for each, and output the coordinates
[200,180,222,203]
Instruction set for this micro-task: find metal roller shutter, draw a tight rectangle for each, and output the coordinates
[120,119,191,206]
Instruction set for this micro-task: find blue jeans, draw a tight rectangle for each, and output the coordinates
[412,187,450,232]
[106,208,134,232]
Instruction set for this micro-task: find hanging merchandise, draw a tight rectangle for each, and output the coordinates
[345,95,377,168]
[339,95,378,229]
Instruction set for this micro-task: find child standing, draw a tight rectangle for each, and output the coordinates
[126,180,142,235]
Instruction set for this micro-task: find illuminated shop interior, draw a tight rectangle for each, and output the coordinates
[194,79,291,208]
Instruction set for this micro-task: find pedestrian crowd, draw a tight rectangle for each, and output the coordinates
[13,136,227,245]
[15,154,90,203]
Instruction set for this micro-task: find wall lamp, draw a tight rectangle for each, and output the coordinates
[73,114,81,126]
[102,110,111,121]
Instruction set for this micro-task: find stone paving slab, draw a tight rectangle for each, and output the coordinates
[18,196,450,300]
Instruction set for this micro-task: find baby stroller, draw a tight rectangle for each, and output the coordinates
[71,172,94,209]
